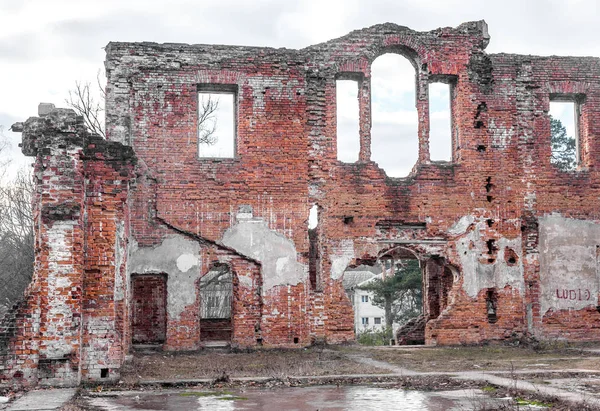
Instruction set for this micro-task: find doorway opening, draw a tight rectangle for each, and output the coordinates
[199,263,233,342]
[132,274,167,345]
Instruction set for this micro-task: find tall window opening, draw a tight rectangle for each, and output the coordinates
[308,204,321,291]
[429,82,452,161]
[549,100,578,171]
[336,80,360,162]
[371,53,418,177]
[198,87,236,158]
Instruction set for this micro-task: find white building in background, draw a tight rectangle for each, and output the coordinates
[343,269,398,335]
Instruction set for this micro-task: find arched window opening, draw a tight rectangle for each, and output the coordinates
[336,80,360,162]
[371,53,418,177]
[429,82,452,161]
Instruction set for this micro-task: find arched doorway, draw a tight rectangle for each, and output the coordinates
[199,264,233,342]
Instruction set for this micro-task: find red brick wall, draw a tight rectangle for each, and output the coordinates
[5,20,600,388]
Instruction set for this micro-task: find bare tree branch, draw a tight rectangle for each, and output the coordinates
[198,94,220,145]
[0,168,34,308]
[66,81,106,138]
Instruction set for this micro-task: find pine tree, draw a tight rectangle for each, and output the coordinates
[550,116,576,171]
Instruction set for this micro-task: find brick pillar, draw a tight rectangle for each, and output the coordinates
[16,104,86,386]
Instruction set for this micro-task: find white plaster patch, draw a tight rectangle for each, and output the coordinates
[330,239,355,280]
[539,215,600,316]
[129,235,201,319]
[238,275,253,288]
[221,217,305,290]
[455,217,524,298]
[176,253,199,272]
[448,215,474,236]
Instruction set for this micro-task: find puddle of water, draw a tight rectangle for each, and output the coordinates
[88,385,503,411]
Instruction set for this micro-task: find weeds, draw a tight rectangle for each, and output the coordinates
[357,327,394,346]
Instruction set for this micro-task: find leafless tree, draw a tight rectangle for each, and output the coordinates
[66,73,106,138]
[198,93,220,145]
[0,129,34,310]
[66,72,221,146]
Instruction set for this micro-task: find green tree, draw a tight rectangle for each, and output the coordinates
[550,116,576,171]
[358,259,422,329]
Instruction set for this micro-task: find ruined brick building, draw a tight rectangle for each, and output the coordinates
[1,20,600,387]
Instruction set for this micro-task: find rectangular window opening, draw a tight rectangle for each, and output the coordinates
[429,82,452,161]
[374,317,382,325]
[549,100,578,171]
[198,88,236,158]
[336,80,360,162]
[361,317,369,325]
[361,295,369,303]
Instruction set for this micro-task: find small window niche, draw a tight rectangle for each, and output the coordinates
[429,82,452,161]
[549,98,579,171]
[198,85,237,158]
[336,79,360,162]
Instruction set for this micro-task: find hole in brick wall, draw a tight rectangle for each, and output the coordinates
[429,82,452,161]
[308,204,321,291]
[198,87,236,158]
[336,80,360,162]
[477,145,487,152]
[485,177,494,202]
[256,337,263,346]
[549,100,578,171]
[293,337,299,344]
[474,101,488,129]
[100,368,109,378]
[485,177,493,192]
[504,248,518,266]
[371,53,417,177]
[486,289,498,324]
[343,216,354,225]
[486,239,497,255]
[486,219,494,227]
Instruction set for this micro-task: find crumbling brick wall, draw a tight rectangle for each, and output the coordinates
[3,20,600,387]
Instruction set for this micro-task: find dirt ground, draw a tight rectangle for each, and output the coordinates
[121,343,600,384]
[359,344,600,373]
[56,342,600,410]
[119,346,386,384]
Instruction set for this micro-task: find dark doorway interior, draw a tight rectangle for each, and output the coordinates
[132,274,167,344]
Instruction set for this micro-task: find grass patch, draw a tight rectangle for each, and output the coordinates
[481,385,497,392]
[515,397,552,407]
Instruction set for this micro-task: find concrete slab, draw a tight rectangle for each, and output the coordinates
[7,388,76,411]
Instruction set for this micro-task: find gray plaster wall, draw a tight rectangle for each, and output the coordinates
[221,217,305,291]
[539,215,600,316]
[128,235,201,319]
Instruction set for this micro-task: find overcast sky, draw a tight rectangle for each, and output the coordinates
[1,0,598,177]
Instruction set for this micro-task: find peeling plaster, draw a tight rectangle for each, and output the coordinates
[539,215,600,316]
[129,235,201,319]
[221,217,305,290]
[330,239,355,280]
[456,217,524,298]
[43,221,77,358]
